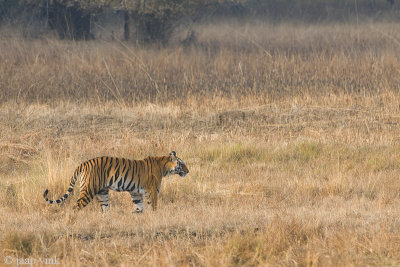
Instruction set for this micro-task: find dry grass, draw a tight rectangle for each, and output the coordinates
[1,21,400,266]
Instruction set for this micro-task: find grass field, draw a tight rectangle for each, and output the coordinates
[1,21,400,266]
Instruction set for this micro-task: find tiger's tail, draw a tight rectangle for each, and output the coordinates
[43,166,81,204]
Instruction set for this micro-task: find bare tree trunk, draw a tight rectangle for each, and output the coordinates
[124,11,130,41]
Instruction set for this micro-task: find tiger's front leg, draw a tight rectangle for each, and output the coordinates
[95,188,110,212]
[130,192,145,213]
[144,189,158,211]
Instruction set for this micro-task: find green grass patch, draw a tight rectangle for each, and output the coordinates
[197,143,272,165]
[277,141,323,164]
[1,231,57,257]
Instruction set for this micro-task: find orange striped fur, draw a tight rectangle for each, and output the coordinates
[43,151,189,212]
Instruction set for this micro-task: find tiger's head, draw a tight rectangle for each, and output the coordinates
[165,151,189,178]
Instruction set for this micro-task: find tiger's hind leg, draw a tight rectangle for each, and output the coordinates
[130,192,145,213]
[73,189,94,211]
[95,188,110,212]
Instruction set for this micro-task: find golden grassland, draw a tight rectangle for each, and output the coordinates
[1,21,400,266]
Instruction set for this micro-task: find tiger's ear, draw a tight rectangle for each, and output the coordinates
[169,151,177,160]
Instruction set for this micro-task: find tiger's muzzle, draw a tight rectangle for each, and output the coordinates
[176,159,189,178]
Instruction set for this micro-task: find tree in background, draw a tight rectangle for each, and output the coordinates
[24,0,104,39]
[109,0,223,45]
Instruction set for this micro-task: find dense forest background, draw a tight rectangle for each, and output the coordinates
[0,0,399,44]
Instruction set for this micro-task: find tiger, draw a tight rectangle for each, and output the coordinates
[43,151,189,212]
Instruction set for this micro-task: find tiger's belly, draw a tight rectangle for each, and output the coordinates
[108,179,143,193]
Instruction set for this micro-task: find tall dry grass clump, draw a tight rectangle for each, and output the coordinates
[1,22,400,104]
[0,21,400,266]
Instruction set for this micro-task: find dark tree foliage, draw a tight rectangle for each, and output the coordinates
[0,0,398,42]
[0,0,97,39]
[0,0,26,22]
[1,0,233,41]
[113,0,228,45]
[46,1,93,39]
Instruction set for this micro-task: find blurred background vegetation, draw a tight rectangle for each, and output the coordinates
[0,0,399,44]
